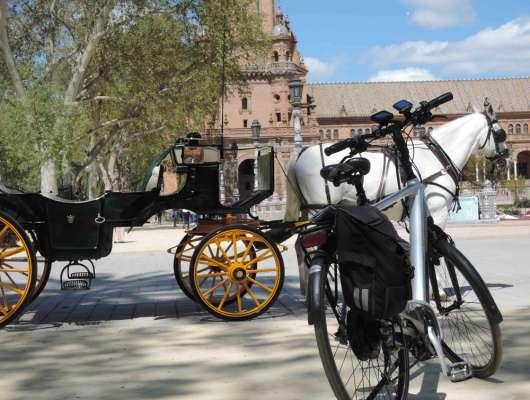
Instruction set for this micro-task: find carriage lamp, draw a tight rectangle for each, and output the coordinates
[251,120,261,145]
[288,79,303,106]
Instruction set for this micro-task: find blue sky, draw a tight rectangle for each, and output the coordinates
[278,0,530,82]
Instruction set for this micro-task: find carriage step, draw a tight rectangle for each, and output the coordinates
[61,280,91,290]
[68,271,95,279]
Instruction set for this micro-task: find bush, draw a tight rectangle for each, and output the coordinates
[513,198,530,208]
[498,206,521,216]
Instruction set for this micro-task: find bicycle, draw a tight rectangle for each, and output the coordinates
[300,93,505,399]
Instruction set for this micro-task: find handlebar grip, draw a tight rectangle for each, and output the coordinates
[427,92,453,109]
[324,139,352,156]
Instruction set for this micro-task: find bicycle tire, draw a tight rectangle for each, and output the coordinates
[310,256,409,400]
[431,238,503,378]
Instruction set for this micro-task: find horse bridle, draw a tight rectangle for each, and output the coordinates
[480,111,509,171]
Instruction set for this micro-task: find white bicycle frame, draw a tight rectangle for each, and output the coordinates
[374,177,452,377]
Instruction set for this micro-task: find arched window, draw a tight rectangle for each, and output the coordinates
[516,124,522,134]
[508,124,514,135]
[333,129,339,139]
[273,51,279,62]
[325,129,331,139]
[319,129,324,139]
[357,128,363,135]
[428,127,433,133]
[273,94,280,103]
[524,124,529,135]
[285,51,291,61]
[350,129,356,137]
[241,97,248,110]
[365,128,371,134]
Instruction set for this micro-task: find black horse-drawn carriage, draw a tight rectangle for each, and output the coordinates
[0,136,288,327]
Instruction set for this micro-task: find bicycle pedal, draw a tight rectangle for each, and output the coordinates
[61,280,90,290]
[68,271,94,279]
[448,362,472,382]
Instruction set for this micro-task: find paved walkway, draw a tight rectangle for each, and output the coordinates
[1,221,529,399]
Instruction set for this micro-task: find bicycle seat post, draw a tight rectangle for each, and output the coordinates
[351,175,368,206]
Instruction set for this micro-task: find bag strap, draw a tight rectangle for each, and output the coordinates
[319,143,332,204]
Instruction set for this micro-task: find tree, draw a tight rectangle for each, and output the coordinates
[0,0,267,196]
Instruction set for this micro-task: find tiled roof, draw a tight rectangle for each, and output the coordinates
[307,77,530,117]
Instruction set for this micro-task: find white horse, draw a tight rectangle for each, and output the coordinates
[285,112,507,228]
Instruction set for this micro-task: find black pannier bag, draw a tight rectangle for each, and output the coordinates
[335,204,413,319]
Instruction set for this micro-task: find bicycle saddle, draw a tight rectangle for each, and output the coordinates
[320,157,371,186]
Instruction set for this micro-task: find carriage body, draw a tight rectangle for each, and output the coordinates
[0,142,275,263]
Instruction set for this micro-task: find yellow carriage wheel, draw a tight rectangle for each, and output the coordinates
[0,211,36,328]
[174,234,204,301]
[29,257,51,303]
[189,225,284,320]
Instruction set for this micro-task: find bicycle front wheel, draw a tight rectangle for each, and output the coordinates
[310,256,409,400]
[430,238,503,378]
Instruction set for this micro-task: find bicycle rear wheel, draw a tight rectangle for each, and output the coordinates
[310,256,409,400]
[430,238,502,378]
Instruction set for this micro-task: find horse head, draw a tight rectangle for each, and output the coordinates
[478,98,509,172]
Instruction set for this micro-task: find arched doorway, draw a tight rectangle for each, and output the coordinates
[517,151,530,178]
[238,159,255,200]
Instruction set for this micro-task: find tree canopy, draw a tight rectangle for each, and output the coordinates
[0,0,267,196]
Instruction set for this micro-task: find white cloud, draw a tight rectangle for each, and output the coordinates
[368,17,530,75]
[403,0,475,29]
[305,56,341,79]
[369,68,437,82]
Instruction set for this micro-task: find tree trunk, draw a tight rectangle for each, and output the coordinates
[0,0,26,100]
[40,159,58,195]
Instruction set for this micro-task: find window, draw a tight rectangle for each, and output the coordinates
[350,129,356,137]
[288,112,292,121]
[508,124,514,135]
[333,129,339,139]
[428,127,433,133]
[276,112,281,122]
[243,119,248,128]
[273,94,280,103]
[516,124,522,134]
[326,129,331,139]
[524,124,528,134]
[319,129,324,139]
[357,128,363,135]
[285,51,291,61]
[365,128,371,134]
[241,97,248,110]
[273,51,279,62]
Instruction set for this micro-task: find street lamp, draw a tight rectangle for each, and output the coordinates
[289,79,304,157]
[251,119,261,146]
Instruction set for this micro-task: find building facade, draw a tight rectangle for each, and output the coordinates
[217,1,530,215]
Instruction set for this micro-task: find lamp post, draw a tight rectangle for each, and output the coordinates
[289,79,304,158]
[250,120,261,194]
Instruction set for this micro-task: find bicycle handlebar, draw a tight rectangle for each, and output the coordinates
[323,92,454,157]
[425,92,453,110]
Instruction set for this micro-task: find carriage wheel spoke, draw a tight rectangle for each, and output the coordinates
[243,249,274,268]
[202,278,228,298]
[243,282,261,307]
[216,239,232,262]
[197,255,227,269]
[236,283,243,312]
[217,281,233,311]
[240,238,255,262]
[247,276,273,293]
[196,271,226,279]
[247,268,277,274]
[0,247,25,260]
[0,225,8,239]
[0,281,24,295]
